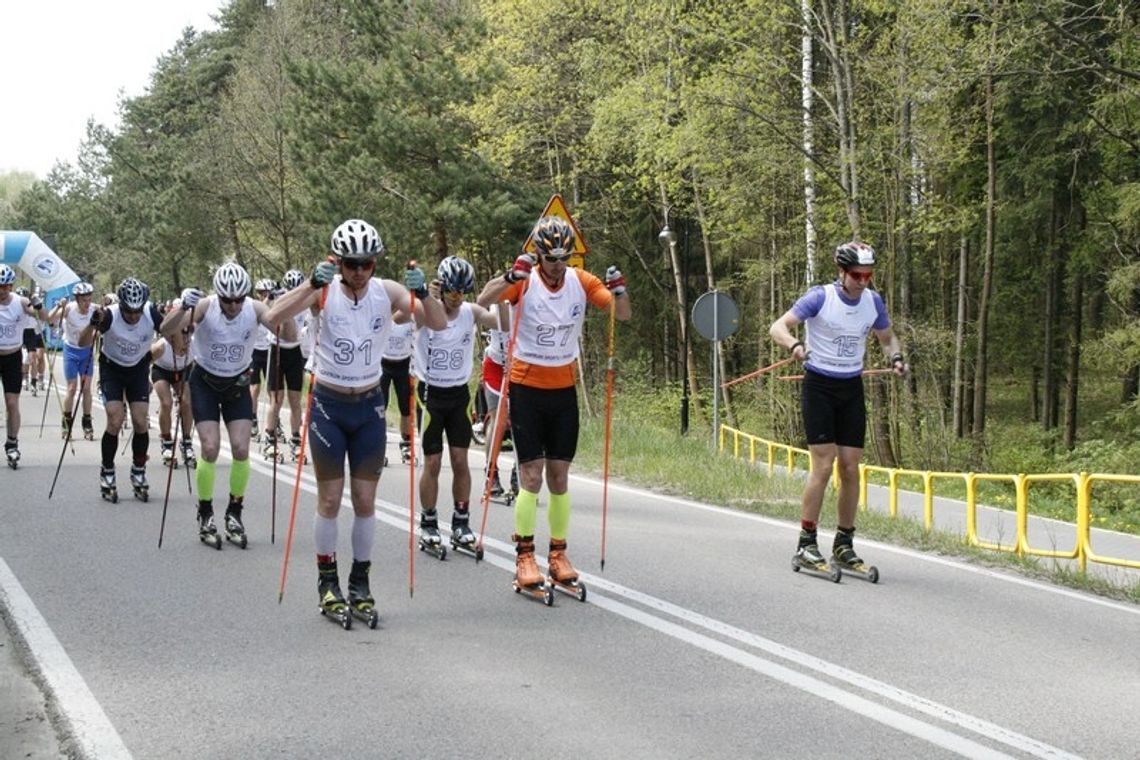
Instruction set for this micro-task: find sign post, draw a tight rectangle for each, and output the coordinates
[691,290,740,448]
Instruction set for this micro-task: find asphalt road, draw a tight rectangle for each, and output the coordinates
[2,390,1138,759]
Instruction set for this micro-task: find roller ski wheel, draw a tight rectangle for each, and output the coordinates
[198,513,223,550]
[224,514,248,549]
[513,578,554,606]
[791,553,841,583]
[348,601,378,629]
[833,546,878,583]
[418,514,447,560]
[318,582,352,630]
[548,576,587,602]
[418,536,447,560]
[449,518,481,560]
[448,538,483,561]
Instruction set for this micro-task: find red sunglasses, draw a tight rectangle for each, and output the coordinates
[845,270,873,283]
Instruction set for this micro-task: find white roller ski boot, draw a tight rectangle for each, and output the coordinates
[347,559,378,629]
[5,439,20,470]
[161,438,177,469]
[832,528,879,583]
[224,496,248,549]
[262,433,283,463]
[99,467,118,503]
[180,438,196,469]
[449,508,481,560]
[129,465,149,502]
[82,416,95,441]
[399,439,411,465]
[512,535,552,605]
[418,511,446,560]
[318,559,352,630]
[198,504,222,550]
[791,530,841,582]
[548,539,586,601]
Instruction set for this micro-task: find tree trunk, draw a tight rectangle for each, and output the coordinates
[692,171,736,428]
[1041,242,1059,430]
[1123,287,1140,403]
[801,0,818,284]
[972,7,998,438]
[953,234,969,438]
[1063,270,1083,450]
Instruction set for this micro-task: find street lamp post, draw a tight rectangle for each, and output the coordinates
[659,224,688,435]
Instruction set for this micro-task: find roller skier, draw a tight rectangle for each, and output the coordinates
[769,241,907,584]
[151,329,195,471]
[263,269,307,466]
[47,283,97,441]
[0,267,47,469]
[476,217,632,601]
[267,218,446,628]
[379,319,414,465]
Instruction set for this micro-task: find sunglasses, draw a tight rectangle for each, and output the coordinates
[845,270,873,283]
[542,252,572,263]
[342,259,376,272]
[122,306,143,316]
[219,296,246,305]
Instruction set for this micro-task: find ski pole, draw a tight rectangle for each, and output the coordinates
[278,286,327,605]
[721,356,796,389]
[407,260,418,598]
[777,367,898,382]
[270,324,282,543]
[49,340,96,500]
[38,344,59,438]
[476,278,528,561]
[158,357,183,549]
[600,299,616,572]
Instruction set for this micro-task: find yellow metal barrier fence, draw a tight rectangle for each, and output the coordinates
[719,425,1139,574]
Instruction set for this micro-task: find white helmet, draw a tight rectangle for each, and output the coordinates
[330,219,383,259]
[282,269,306,290]
[0,265,15,286]
[255,278,276,293]
[213,262,252,299]
[72,282,94,296]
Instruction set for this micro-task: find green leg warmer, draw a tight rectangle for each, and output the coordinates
[196,459,216,502]
[548,491,571,540]
[229,458,251,498]
[514,488,538,537]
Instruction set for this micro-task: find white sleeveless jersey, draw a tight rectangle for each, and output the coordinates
[483,327,508,365]
[0,298,24,351]
[804,285,880,378]
[253,322,272,351]
[20,309,36,331]
[413,302,476,387]
[62,303,94,348]
[312,276,392,388]
[383,321,414,361]
[153,336,191,371]
[512,269,586,367]
[191,297,258,377]
[101,304,157,367]
[270,311,305,349]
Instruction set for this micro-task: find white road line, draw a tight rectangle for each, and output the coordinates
[0,558,133,760]
[238,453,1077,760]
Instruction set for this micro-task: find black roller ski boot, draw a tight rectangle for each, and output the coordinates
[548,539,586,602]
[449,506,481,560]
[512,535,552,605]
[791,529,841,582]
[99,467,118,503]
[61,412,73,441]
[418,511,446,559]
[180,438,196,469]
[290,433,306,464]
[4,439,19,470]
[130,464,149,501]
[262,432,283,463]
[832,527,879,583]
[29,376,37,396]
[224,496,248,549]
[82,415,95,441]
[318,559,352,630]
[197,503,222,550]
[250,418,260,443]
[347,559,378,629]
[399,438,411,465]
[161,438,177,469]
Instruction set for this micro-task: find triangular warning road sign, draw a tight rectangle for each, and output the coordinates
[522,194,589,257]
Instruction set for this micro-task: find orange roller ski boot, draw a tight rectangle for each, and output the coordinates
[512,534,552,605]
[548,538,587,602]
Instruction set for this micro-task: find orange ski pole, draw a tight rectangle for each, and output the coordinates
[721,356,796,389]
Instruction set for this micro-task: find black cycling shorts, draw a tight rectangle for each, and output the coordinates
[189,364,253,424]
[800,369,866,448]
[22,329,44,351]
[380,357,412,417]
[249,348,269,386]
[508,383,578,464]
[0,351,22,394]
[99,355,151,405]
[417,382,472,456]
[267,345,305,392]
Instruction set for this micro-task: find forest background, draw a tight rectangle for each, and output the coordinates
[3,0,1140,530]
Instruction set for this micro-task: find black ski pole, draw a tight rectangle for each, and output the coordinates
[158,358,183,548]
[49,345,94,500]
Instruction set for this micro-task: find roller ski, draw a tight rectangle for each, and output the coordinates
[399,439,412,465]
[790,532,841,582]
[262,434,285,464]
[418,512,447,560]
[449,510,482,560]
[180,438,196,469]
[347,560,379,629]
[161,438,178,469]
[224,497,248,549]
[511,535,553,605]
[832,529,879,583]
[4,440,19,470]
[317,561,352,630]
[547,539,587,602]
[289,433,307,465]
[250,419,260,443]
[99,467,118,503]
[129,465,149,502]
[81,416,95,441]
[197,506,222,550]
[61,413,74,441]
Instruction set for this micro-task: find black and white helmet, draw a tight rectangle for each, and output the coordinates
[73,282,94,296]
[834,241,876,269]
[213,262,252,299]
[282,269,306,290]
[255,278,276,293]
[117,278,150,310]
[0,266,14,286]
[437,255,475,294]
[330,219,383,259]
